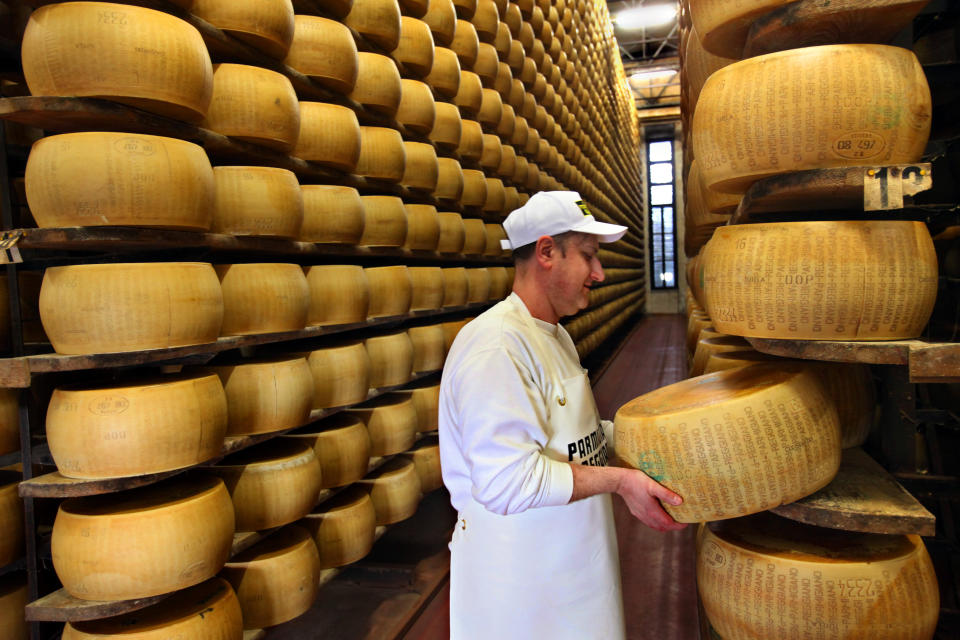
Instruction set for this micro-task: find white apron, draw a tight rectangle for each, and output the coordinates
[449,298,625,640]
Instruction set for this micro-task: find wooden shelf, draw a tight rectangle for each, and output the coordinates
[745,336,960,383]
[0,450,20,468]
[0,303,490,388]
[769,447,936,536]
[730,163,933,225]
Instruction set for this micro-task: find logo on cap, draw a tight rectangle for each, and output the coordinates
[574,200,592,216]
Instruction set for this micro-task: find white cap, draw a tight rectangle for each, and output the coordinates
[500,191,628,251]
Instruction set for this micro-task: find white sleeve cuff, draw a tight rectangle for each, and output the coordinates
[601,419,615,456]
[544,458,574,507]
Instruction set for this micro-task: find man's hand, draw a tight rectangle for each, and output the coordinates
[615,468,687,532]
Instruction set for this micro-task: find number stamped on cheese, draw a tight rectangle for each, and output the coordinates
[833,131,886,160]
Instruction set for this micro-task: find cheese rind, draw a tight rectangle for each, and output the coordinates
[206,357,313,436]
[211,166,303,238]
[285,414,372,489]
[303,486,376,568]
[216,263,309,335]
[305,265,370,326]
[358,458,423,525]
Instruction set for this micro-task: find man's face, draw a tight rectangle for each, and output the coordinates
[548,233,605,319]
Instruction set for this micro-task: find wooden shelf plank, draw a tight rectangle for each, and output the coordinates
[25,589,170,623]
[769,447,936,536]
[745,337,960,382]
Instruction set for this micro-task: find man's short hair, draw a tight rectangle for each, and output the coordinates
[511,231,575,264]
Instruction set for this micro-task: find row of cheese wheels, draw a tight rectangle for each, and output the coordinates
[572,295,645,359]
[34,261,502,354]
[24,132,529,233]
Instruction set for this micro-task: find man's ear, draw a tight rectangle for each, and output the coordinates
[534,235,555,268]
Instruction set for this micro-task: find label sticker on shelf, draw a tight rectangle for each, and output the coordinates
[863,164,932,211]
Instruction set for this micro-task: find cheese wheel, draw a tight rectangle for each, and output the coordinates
[0,574,27,640]
[285,414,372,489]
[478,88,503,127]
[404,204,441,251]
[344,0,402,52]
[442,317,471,352]
[394,17,435,77]
[701,221,938,340]
[472,0,499,42]
[349,394,417,456]
[222,525,320,629]
[310,0,356,18]
[204,64,300,152]
[211,166,303,238]
[25,132,214,230]
[216,263,309,335]
[365,266,413,317]
[359,195,408,247]
[614,362,842,523]
[47,373,227,478]
[397,79,436,134]
[191,0,294,59]
[474,42,499,84]
[401,141,440,191]
[0,390,19,457]
[39,263,223,355]
[479,133,502,170]
[442,267,469,306]
[0,474,23,567]
[350,52,402,115]
[425,47,462,98]
[488,266,511,299]
[207,357,313,436]
[300,185,365,244]
[403,439,442,492]
[365,331,415,388]
[63,578,242,640]
[305,265,369,326]
[429,101,463,149]
[484,224,507,256]
[21,2,213,123]
[404,380,441,431]
[451,19,480,68]
[465,268,491,303]
[458,119,484,161]
[496,144,517,179]
[703,350,781,374]
[437,212,467,253]
[408,267,445,311]
[698,512,939,639]
[454,70,484,115]
[51,474,234,601]
[461,170,488,207]
[210,439,322,531]
[462,218,488,254]
[483,178,506,213]
[356,126,406,182]
[689,335,751,378]
[689,0,791,58]
[694,45,931,194]
[683,23,735,120]
[408,325,446,373]
[294,102,361,172]
[359,458,422,525]
[303,486,376,568]
[285,15,358,93]
[424,0,457,46]
[304,342,370,409]
[816,363,876,449]
[453,0,477,19]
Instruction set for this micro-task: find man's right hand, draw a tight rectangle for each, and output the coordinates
[616,468,687,532]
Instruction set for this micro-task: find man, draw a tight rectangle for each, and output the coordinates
[439,191,687,640]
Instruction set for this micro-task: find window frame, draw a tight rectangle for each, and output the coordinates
[646,137,677,290]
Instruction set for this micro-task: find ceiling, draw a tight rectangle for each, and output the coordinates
[608,0,680,62]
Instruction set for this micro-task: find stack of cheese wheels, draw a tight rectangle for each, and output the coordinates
[442,317,471,353]
[403,437,443,492]
[304,265,370,325]
[210,166,303,238]
[285,413,372,489]
[359,196,409,247]
[295,102,362,172]
[437,212,467,253]
[303,486,377,568]
[192,0,295,59]
[46,373,228,478]
[407,324,446,373]
[614,362,842,523]
[694,45,931,196]
[349,394,418,456]
[408,267,445,311]
[404,204,441,251]
[206,356,314,436]
[358,457,423,525]
[21,2,214,123]
[204,64,300,152]
[63,578,242,639]
[688,335,751,378]
[701,221,938,340]
[285,15,358,93]
[488,266,512,299]
[304,341,371,409]
[0,472,23,567]
[221,525,321,629]
[404,379,440,432]
[365,266,413,317]
[51,474,235,600]
[366,330,415,388]
[442,268,469,307]
[24,132,214,230]
[697,512,940,639]
[39,262,224,355]
[0,389,18,457]
[300,185,365,244]
[216,263,309,335]
[466,267,492,303]
[0,574,27,640]
[685,313,712,355]
[210,439,322,531]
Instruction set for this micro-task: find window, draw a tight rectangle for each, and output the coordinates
[647,138,676,289]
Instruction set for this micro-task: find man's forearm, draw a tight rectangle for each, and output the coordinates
[569,463,628,502]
